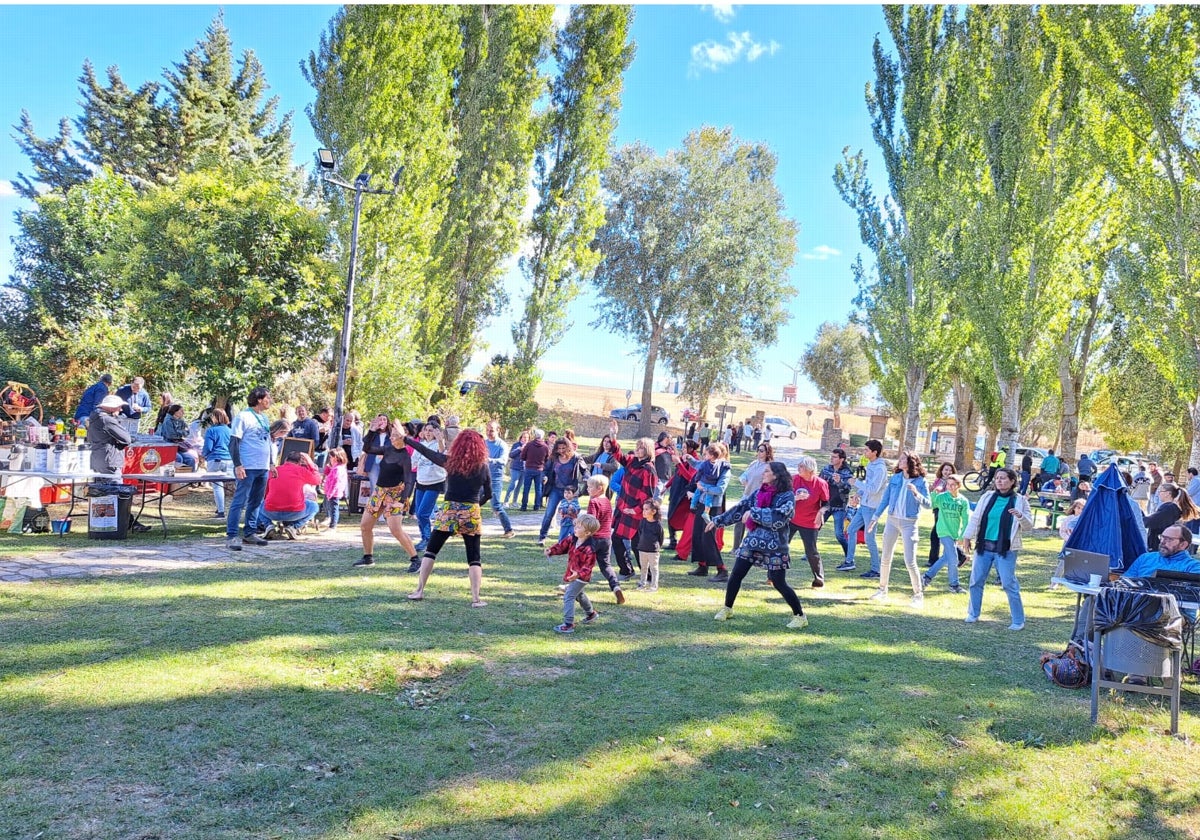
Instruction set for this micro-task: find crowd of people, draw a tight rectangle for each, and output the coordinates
[72,374,1199,634]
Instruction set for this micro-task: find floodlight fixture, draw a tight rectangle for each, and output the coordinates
[317,149,336,170]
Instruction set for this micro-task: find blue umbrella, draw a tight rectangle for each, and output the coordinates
[1063,463,1147,571]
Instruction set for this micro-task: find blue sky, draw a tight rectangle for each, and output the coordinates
[0,3,889,406]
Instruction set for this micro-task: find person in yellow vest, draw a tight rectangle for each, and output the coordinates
[983,448,1006,491]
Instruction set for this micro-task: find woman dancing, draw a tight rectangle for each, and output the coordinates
[404,428,493,607]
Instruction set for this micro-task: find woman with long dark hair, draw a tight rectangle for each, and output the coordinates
[353,420,419,570]
[867,451,930,607]
[709,461,809,628]
[963,467,1033,631]
[1143,483,1200,551]
[404,428,493,607]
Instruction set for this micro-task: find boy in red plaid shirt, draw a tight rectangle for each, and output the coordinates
[545,512,601,633]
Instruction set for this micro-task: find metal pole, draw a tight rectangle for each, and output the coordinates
[331,183,365,455]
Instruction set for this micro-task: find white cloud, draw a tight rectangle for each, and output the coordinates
[689,31,781,76]
[0,181,17,199]
[802,245,842,261]
[551,4,571,30]
[702,3,736,23]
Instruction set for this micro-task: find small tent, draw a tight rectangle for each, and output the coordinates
[1063,463,1147,571]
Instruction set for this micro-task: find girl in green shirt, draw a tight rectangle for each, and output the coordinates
[923,475,970,592]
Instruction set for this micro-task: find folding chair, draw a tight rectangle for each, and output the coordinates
[1091,591,1183,734]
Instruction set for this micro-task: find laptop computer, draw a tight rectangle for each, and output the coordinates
[1153,569,1200,584]
[1061,548,1111,584]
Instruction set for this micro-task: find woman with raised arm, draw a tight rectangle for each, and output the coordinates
[404,428,493,608]
[353,420,419,570]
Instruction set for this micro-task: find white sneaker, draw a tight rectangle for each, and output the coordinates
[909,595,925,609]
[1007,622,1025,631]
[964,614,979,623]
[226,537,242,551]
[714,606,733,621]
[868,589,888,601]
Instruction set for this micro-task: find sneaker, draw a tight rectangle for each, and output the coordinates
[619,573,636,581]
[859,570,880,579]
[352,555,375,567]
[214,511,225,518]
[504,531,515,539]
[537,539,546,547]
[787,614,809,630]
[614,588,626,605]
[243,534,268,547]
[868,589,888,601]
[406,558,421,573]
[635,584,648,591]
[557,584,568,592]
[414,541,428,552]
[554,623,575,634]
[921,576,931,591]
[131,522,153,533]
[583,610,600,624]
[812,579,824,588]
[1007,622,1025,631]
[964,614,978,623]
[948,584,966,594]
[714,606,733,621]
[710,572,730,583]
[835,560,856,572]
[226,537,243,552]
[686,567,709,577]
[283,526,299,541]
[910,595,925,609]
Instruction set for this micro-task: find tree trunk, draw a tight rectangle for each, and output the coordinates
[1057,292,1100,471]
[831,394,842,432]
[902,364,927,454]
[637,321,663,439]
[997,375,1022,459]
[952,374,973,471]
[1189,392,1200,471]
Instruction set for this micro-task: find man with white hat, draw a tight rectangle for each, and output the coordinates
[86,395,152,533]
[86,395,132,476]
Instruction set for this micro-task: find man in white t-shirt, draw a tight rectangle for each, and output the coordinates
[226,386,275,551]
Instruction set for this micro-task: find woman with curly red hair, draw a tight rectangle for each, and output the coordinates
[404,427,493,607]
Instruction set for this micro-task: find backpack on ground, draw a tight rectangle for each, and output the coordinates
[1039,639,1091,689]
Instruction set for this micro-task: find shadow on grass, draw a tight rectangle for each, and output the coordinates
[1,529,1196,839]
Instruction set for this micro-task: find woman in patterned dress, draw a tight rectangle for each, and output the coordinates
[404,428,493,607]
[707,461,809,629]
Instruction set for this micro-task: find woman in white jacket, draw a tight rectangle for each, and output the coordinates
[962,468,1033,630]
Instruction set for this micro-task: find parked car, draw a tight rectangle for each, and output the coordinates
[1089,449,1117,462]
[610,403,670,424]
[1098,455,1138,473]
[680,407,700,423]
[459,380,483,396]
[763,415,799,440]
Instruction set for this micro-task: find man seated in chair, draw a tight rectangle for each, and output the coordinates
[1122,525,1200,621]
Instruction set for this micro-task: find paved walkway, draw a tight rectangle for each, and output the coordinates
[0,505,550,584]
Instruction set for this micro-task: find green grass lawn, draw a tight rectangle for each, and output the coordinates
[1,447,1197,839]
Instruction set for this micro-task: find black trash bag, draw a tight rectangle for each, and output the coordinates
[1093,585,1183,650]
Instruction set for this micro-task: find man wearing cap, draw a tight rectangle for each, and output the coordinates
[74,373,113,423]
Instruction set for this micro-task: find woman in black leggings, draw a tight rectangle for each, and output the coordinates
[707,461,808,629]
[404,428,492,607]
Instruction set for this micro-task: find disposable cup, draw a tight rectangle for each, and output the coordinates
[1088,573,1102,587]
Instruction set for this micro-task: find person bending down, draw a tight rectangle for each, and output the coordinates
[404,429,492,607]
[708,461,809,629]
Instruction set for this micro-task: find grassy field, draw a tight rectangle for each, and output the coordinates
[0,447,1196,839]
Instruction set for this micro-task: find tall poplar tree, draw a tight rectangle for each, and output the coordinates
[834,5,961,452]
[512,5,635,369]
[422,4,554,398]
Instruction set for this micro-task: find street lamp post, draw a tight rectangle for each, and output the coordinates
[316,150,401,452]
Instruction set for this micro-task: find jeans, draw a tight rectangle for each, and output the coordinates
[208,459,229,513]
[562,578,593,625]
[559,518,575,542]
[926,535,961,587]
[845,503,880,572]
[967,548,1024,625]
[540,487,565,540]
[828,508,849,557]
[505,467,524,504]
[176,448,197,470]
[414,486,441,544]
[879,515,922,595]
[226,468,268,539]
[1018,470,1031,495]
[324,495,341,528]
[261,499,321,530]
[489,472,512,533]
[520,469,543,509]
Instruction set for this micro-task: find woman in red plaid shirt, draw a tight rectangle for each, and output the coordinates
[612,437,657,579]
